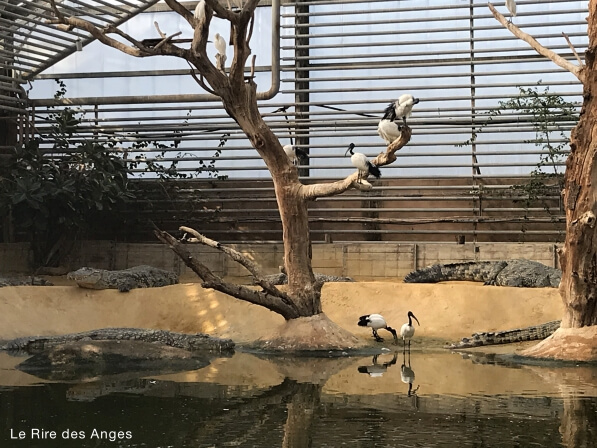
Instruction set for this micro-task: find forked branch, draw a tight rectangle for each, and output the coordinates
[488,3,585,83]
[179,225,293,300]
[301,126,413,200]
[154,230,300,319]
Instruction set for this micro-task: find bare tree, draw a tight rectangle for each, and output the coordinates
[46,0,412,342]
[488,3,597,359]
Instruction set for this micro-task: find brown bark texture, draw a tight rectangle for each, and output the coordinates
[559,0,597,328]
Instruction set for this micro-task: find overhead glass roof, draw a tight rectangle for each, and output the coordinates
[0,0,162,112]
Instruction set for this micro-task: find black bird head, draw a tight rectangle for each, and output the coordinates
[413,98,420,105]
[407,311,420,326]
[345,143,356,156]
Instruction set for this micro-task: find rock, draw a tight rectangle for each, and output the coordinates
[16,340,215,381]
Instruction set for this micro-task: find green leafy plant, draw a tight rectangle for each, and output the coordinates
[459,83,577,241]
[0,82,227,268]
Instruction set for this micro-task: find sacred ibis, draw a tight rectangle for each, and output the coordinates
[383,94,419,126]
[345,143,381,183]
[283,144,309,166]
[357,313,398,344]
[193,0,205,21]
[400,311,420,351]
[214,33,226,57]
[377,119,403,145]
[506,0,516,22]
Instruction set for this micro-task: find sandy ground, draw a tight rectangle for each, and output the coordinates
[0,279,563,345]
[1,280,590,397]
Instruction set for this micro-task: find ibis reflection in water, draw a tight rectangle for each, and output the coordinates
[357,352,398,377]
[401,350,419,397]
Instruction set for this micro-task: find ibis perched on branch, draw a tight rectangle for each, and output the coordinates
[358,314,398,344]
[506,0,516,22]
[383,94,419,126]
[345,143,381,183]
[377,119,403,145]
[193,0,205,20]
[283,144,309,166]
[400,311,420,351]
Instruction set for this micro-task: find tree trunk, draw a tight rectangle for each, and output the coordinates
[559,1,597,328]
[225,83,321,317]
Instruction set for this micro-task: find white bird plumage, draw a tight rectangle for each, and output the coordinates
[214,33,227,56]
[193,0,206,21]
[400,311,420,351]
[283,144,308,166]
[357,313,398,344]
[345,143,381,183]
[383,94,420,126]
[506,0,516,21]
[377,119,403,145]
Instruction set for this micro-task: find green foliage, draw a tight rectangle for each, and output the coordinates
[0,81,226,267]
[459,83,577,242]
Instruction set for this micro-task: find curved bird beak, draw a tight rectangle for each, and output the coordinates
[345,143,354,156]
[412,313,420,326]
[413,98,420,104]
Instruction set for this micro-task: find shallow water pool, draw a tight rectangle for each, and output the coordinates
[1,349,596,447]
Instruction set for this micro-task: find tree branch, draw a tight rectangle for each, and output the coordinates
[562,32,584,67]
[46,0,187,58]
[154,229,300,320]
[179,225,293,301]
[301,126,413,200]
[488,3,584,83]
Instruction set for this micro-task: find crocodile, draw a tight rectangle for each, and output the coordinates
[404,259,561,288]
[1,327,234,354]
[446,320,561,349]
[0,276,53,287]
[67,265,178,292]
[262,272,353,285]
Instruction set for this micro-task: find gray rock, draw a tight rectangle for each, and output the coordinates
[404,259,561,288]
[16,340,216,381]
[67,265,178,292]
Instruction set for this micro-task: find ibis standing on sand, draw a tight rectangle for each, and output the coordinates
[383,94,420,126]
[283,144,309,166]
[358,313,398,344]
[345,143,381,183]
[400,311,420,351]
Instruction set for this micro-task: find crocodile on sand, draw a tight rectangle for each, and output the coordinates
[446,320,561,349]
[67,265,178,292]
[0,276,53,287]
[262,272,353,285]
[1,327,234,354]
[404,259,561,288]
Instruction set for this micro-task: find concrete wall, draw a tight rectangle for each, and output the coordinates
[0,241,560,281]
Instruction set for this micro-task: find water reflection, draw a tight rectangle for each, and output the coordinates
[357,352,397,377]
[400,351,419,398]
[1,351,596,447]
